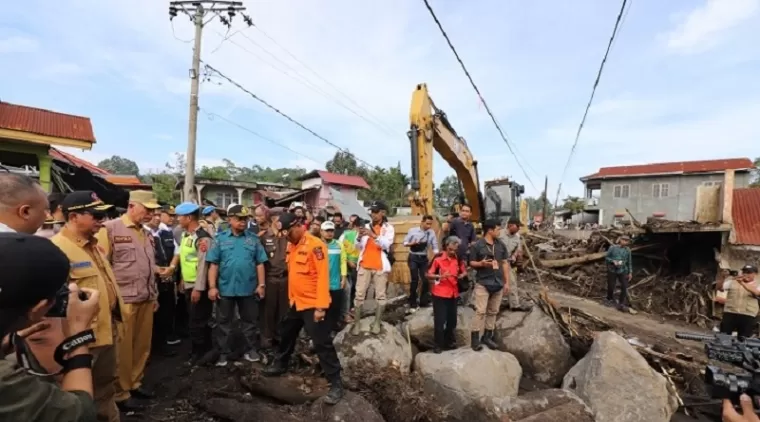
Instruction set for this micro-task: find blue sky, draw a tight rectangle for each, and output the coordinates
[1,0,758,198]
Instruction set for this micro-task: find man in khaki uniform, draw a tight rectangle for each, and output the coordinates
[717,265,760,338]
[52,191,127,421]
[97,190,161,411]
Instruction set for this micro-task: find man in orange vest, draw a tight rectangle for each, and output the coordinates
[261,212,344,405]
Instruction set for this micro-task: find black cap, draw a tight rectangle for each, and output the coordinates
[506,217,522,227]
[369,200,388,212]
[742,264,758,274]
[61,191,113,213]
[0,233,70,308]
[482,218,502,232]
[161,205,176,215]
[228,204,251,218]
[279,212,301,231]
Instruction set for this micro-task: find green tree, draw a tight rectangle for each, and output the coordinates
[326,150,368,178]
[751,157,760,187]
[97,155,140,175]
[562,196,586,214]
[434,175,460,209]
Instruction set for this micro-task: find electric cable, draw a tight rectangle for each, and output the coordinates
[199,108,323,166]
[201,61,380,169]
[552,0,630,208]
[422,0,538,192]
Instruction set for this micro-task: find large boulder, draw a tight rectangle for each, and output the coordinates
[562,331,679,422]
[310,391,385,422]
[402,307,475,348]
[471,389,595,422]
[334,319,412,376]
[494,308,575,386]
[415,348,521,419]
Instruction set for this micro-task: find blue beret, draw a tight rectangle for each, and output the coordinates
[202,206,215,215]
[175,202,200,216]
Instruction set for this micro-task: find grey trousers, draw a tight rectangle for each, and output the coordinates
[216,296,260,355]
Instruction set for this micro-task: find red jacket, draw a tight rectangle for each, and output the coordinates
[428,253,464,299]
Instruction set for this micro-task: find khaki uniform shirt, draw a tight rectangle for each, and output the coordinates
[724,277,760,317]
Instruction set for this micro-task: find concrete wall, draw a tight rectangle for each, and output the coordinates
[200,185,258,208]
[595,172,751,225]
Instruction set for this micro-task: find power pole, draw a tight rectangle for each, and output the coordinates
[168,1,250,203]
[542,175,549,228]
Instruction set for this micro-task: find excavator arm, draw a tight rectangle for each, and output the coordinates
[407,83,484,221]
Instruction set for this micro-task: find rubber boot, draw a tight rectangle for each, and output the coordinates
[323,377,345,405]
[371,305,384,335]
[471,331,483,351]
[350,306,363,336]
[481,330,499,350]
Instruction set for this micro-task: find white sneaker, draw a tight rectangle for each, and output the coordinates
[215,356,228,367]
[243,351,260,362]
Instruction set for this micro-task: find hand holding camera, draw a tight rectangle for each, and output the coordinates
[60,283,101,337]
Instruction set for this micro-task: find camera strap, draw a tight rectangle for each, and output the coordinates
[10,333,55,377]
[53,330,96,371]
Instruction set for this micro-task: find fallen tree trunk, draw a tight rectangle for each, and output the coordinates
[539,245,650,268]
[197,397,301,422]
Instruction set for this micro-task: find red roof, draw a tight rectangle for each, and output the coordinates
[733,188,760,246]
[301,170,370,189]
[50,148,109,175]
[0,102,95,143]
[582,158,754,180]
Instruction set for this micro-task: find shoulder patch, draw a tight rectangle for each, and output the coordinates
[71,261,93,269]
[313,246,325,260]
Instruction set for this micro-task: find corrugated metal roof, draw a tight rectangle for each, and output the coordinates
[733,188,760,246]
[328,187,369,219]
[50,148,110,175]
[582,158,754,181]
[0,102,96,143]
[105,175,150,187]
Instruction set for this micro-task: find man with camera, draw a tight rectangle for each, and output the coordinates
[0,232,102,421]
[718,264,760,338]
[51,191,127,419]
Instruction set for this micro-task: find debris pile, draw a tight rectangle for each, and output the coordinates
[521,225,719,327]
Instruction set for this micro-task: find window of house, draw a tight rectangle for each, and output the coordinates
[215,192,235,209]
[652,183,669,198]
[613,184,630,198]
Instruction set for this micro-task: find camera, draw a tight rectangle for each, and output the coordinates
[46,284,89,318]
[676,332,760,411]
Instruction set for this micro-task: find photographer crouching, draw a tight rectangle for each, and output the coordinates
[0,232,102,421]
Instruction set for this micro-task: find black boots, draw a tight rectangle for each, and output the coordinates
[471,331,483,351]
[262,359,289,377]
[323,377,345,405]
[481,330,499,350]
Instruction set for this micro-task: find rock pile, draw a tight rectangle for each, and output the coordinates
[329,299,681,422]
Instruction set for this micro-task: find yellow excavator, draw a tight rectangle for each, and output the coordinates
[389,83,525,283]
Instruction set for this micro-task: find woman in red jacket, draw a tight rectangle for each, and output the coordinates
[427,236,466,353]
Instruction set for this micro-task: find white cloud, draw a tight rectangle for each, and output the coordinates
[665,0,759,53]
[0,36,39,53]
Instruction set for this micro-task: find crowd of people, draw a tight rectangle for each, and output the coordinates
[0,172,758,422]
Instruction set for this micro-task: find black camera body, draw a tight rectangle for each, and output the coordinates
[46,285,89,318]
[676,332,760,410]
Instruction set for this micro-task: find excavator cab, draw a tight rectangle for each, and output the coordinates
[483,178,525,225]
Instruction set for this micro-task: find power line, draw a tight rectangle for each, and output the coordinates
[247,24,400,136]
[553,0,630,207]
[210,29,396,138]
[422,0,537,192]
[201,61,380,169]
[199,108,323,166]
